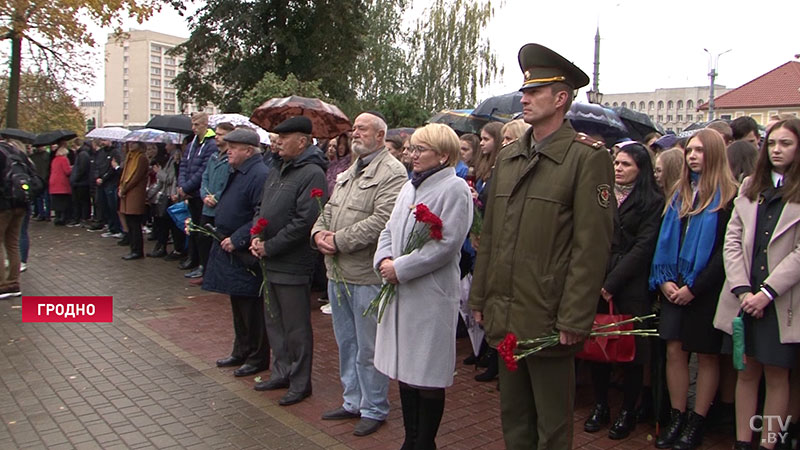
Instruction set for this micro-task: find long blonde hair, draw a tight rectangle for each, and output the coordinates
[669,129,737,217]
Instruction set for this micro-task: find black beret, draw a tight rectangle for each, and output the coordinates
[273,116,313,135]
[517,43,590,91]
[223,128,260,146]
[362,110,387,124]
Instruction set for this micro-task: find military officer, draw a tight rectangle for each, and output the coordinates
[469,43,615,449]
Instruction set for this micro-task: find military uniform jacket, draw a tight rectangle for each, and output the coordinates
[469,120,614,356]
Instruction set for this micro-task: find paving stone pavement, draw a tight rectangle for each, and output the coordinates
[0,222,736,449]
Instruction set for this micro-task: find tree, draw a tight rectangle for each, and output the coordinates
[0,71,85,134]
[171,0,367,113]
[406,0,501,112]
[0,0,167,127]
[240,73,329,115]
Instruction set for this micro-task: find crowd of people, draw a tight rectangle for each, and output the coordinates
[1,41,799,450]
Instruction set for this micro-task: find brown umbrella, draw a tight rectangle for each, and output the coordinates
[249,96,351,139]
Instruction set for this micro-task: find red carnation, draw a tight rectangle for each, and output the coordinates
[429,226,443,241]
[250,218,269,236]
[310,188,324,198]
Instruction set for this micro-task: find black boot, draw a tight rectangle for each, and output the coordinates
[672,410,706,450]
[399,385,418,450]
[733,441,751,450]
[608,409,636,440]
[583,403,610,433]
[477,347,496,368]
[636,387,654,423]
[655,408,686,448]
[147,244,166,258]
[416,389,445,450]
[463,340,488,365]
[474,351,498,382]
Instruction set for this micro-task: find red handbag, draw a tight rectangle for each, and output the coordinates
[576,299,636,363]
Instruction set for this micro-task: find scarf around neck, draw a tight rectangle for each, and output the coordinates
[649,173,721,289]
[122,149,144,186]
[615,183,634,206]
[411,164,447,188]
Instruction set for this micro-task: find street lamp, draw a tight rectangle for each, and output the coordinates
[586,90,604,105]
[704,48,731,121]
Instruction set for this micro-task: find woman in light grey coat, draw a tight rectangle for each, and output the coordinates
[373,124,472,450]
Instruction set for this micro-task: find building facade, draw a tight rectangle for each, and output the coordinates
[600,85,730,133]
[80,101,104,131]
[104,29,218,127]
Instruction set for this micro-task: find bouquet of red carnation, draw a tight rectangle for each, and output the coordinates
[496,314,658,371]
[363,203,443,322]
[250,218,271,311]
[311,188,350,305]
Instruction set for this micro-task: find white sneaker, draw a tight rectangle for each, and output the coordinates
[19,262,27,272]
[101,232,114,238]
[320,303,332,315]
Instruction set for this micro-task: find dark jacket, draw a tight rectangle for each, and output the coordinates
[255,145,329,276]
[29,148,50,182]
[0,143,31,210]
[95,144,122,186]
[69,145,92,187]
[202,154,270,297]
[200,150,229,217]
[178,131,218,197]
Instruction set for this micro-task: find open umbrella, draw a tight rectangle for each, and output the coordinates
[209,113,270,145]
[146,114,193,134]
[33,130,77,146]
[566,103,628,144]
[612,106,665,142]
[386,127,415,142]
[124,128,184,144]
[250,96,351,139]
[0,128,37,144]
[472,91,523,121]
[427,109,490,135]
[86,127,131,141]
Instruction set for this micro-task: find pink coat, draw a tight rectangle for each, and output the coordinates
[714,178,800,343]
[49,155,72,195]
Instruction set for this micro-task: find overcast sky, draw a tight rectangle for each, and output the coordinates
[82,0,800,104]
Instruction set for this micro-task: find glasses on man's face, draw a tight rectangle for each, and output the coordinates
[408,145,434,156]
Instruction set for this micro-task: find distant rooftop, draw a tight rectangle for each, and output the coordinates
[700,61,800,109]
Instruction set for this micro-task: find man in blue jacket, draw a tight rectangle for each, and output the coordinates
[178,112,218,273]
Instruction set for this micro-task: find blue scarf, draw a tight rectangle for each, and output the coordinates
[649,175,720,290]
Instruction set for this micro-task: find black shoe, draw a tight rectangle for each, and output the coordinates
[353,418,384,436]
[655,408,687,448]
[164,251,186,261]
[184,266,204,278]
[232,364,266,377]
[279,390,311,406]
[88,223,105,231]
[474,365,498,382]
[117,235,130,246]
[672,410,706,449]
[463,353,479,365]
[635,399,654,424]
[215,356,244,368]
[608,409,636,440]
[477,348,496,368]
[254,378,290,391]
[178,259,197,270]
[147,245,167,258]
[121,253,143,260]
[584,403,610,433]
[322,407,360,420]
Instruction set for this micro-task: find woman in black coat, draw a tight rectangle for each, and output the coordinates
[584,142,664,440]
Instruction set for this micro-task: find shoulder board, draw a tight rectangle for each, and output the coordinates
[573,132,605,150]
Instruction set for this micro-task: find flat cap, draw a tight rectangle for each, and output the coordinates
[274,116,313,135]
[518,43,590,91]
[223,128,260,146]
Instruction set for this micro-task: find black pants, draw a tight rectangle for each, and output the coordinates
[71,186,91,222]
[198,215,214,270]
[591,362,644,411]
[153,215,185,253]
[230,295,270,368]
[264,281,313,394]
[124,214,144,255]
[186,197,204,265]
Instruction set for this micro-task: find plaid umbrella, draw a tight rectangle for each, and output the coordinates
[250,96,351,139]
[209,113,270,144]
[124,128,184,144]
[86,127,131,141]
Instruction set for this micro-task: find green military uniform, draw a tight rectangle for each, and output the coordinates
[469,44,615,450]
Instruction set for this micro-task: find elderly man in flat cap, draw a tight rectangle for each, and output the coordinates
[469,43,614,449]
[249,116,328,406]
[202,128,271,378]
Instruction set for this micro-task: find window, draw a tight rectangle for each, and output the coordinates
[657,101,664,110]
[649,115,654,120]
[677,128,683,133]
[151,67,161,75]
[151,44,161,53]
[604,102,610,107]
[150,55,161,64]
[124,114,129,120]
[657,115,663,122]
[698,99,704,106]
[648,101,655,110]
[123,90,129,98]
[124,68,128,75]
[165,69,175,77]
[621,102,627,108]
[667,115,673,122]
[639,101,646,110]
[165,57,175,66]
[612,102,618,107]
[123,102,128,110]
[677,114,683,122]
[667,128,673,132]
[123,80,127,87]
[151,90,161,99]
[688,114,693,122]
[164,103,175,112]
[163,91,175,100]
[123,56,129,63]
[667,100,674,110]
[629,103,636,111]
[151,79,161,87]
[677,100,684,110]
[697,114,704,121]
[687,100,694,110]
[720,114,732,120]
[151,102,161,110]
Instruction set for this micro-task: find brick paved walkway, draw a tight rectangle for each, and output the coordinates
[0,222,736,449]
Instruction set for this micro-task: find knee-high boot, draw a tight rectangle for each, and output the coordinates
[416,388,445,450]
[399,383,419,450]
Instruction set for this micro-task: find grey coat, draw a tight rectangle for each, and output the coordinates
[373,167,472,388]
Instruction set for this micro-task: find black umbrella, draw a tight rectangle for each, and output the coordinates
[146,114,193,134]
[33,130,77,146]
[427,109,490,135]
[612,106,665,142]
[472,92,523,120]
[0,128,37,144]
[566,103,628,144]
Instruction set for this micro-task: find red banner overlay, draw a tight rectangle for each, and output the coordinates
[22,297,113,323]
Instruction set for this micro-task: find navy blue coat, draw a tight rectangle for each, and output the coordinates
[179,132,218,197]
[202,154,270,297]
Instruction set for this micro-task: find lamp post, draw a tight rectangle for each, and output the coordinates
[586,90,604,105]
[704,48,731,121]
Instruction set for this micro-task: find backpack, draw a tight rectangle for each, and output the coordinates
[1,142,45,205]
